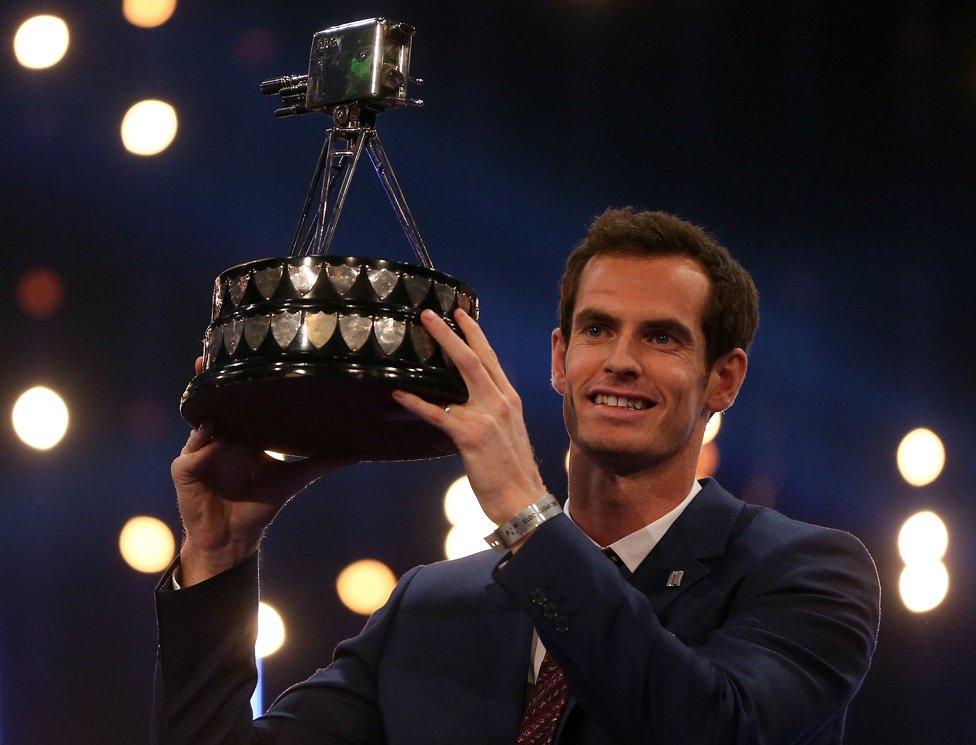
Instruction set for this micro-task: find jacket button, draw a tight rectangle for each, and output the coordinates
[529,588,548,605]
[542,601,559,619]
[554,615,571,633]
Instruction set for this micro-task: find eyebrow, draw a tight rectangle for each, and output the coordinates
[573,307,696,344]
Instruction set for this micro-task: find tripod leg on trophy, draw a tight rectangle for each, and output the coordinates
[288,131,332,258]
[309,129,368,256]
[365,132,434,270]
[294,129,354,257]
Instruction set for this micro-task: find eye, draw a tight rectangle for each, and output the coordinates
[584,324,604,337]
[649,332,675,345]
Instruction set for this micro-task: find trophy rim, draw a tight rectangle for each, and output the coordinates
[182,356,468,401]
[217,255,479,300]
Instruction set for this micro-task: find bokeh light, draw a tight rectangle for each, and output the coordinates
[256,601,285,658]
[444,523,492,560]
[443,475,494,532]
[17,266,64,319]
[703,411,722,445]
[898,510,949,564]
[443,475,495,559]
[335,559,397,615]
[121,99,178,155]
[12,385,69,450]
[899,560,949,613]
[695,442,719,478]
[896,427,945,486]
[13,15,69,69]
[123,0,177,28]
[119,516,175,573]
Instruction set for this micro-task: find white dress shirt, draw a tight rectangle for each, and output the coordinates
[526,479,703,684]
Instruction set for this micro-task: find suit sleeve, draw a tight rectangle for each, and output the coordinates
[493,514,881,744]
[152,552,422,745]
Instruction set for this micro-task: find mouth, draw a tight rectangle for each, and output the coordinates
[588,391,656,412]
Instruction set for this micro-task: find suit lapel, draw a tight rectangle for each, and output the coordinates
[480,578,534,744]
[630,478,745,616]
[630,527,708,616]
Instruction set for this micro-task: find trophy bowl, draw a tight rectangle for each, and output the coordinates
[179,254,478,460]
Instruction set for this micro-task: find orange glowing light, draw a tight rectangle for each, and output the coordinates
[696,442,720,478]
[17,266,64,318]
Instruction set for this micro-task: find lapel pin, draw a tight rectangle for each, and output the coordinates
[666,570,684,588]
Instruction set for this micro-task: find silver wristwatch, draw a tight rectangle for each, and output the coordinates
[484,493,562,549]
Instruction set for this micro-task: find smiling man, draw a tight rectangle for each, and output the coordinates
[548,215,752,548]
[154,208,880,745]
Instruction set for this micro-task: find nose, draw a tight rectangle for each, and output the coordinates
[603,336,641,378]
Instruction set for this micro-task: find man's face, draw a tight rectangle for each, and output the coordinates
[551,253,717,471]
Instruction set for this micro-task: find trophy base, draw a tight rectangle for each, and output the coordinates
[180,358,463,461]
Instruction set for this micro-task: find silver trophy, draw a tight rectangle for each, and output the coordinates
[180,18,478,460]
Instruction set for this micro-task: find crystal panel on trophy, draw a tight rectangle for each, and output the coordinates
[180,18,478,461]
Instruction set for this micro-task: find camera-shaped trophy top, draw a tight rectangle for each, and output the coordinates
[179,18,479,462]
[258,17,432,266]
[262,18,422,117]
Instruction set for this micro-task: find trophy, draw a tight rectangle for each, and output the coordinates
[180,18,478,461]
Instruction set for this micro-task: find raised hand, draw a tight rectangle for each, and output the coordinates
[392,310,547,527]
[172,356,357,585]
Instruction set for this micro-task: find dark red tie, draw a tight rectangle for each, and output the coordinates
[517,652,569,744]
[517,550,626,743]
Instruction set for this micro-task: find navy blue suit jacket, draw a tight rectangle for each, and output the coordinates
[153,478,880,744]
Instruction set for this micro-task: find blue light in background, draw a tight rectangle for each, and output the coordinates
[250,657,264,719]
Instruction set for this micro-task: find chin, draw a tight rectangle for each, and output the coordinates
[576,436,669,472]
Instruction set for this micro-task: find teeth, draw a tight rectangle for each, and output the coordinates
[594,393,649,410]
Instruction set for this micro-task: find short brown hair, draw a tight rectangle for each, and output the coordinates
[559,208,759,368]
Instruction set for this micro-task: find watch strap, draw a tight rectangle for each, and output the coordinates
[484,493,561,549]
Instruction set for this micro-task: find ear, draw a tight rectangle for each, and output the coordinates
[551,327,568,396]
[705,348,748,414]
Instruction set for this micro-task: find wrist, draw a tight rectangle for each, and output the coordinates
[485,477,548,525]
[179,536,259,586]
[485,492,560,550]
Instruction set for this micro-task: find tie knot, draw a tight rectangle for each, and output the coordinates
[602,548,630,575]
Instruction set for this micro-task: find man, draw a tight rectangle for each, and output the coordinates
[154,208,880,744]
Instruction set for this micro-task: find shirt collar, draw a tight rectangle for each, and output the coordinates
[564,479,703,574]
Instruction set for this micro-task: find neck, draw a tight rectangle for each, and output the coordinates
[567,442,700,546]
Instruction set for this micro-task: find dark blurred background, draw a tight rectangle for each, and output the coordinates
[1,1,974,743]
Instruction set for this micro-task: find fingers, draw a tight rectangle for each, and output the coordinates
[181,361,208,454]
[182,421,215,455]
[419,309,497,397]
[391,389,456,434]
[451,308,518,399]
